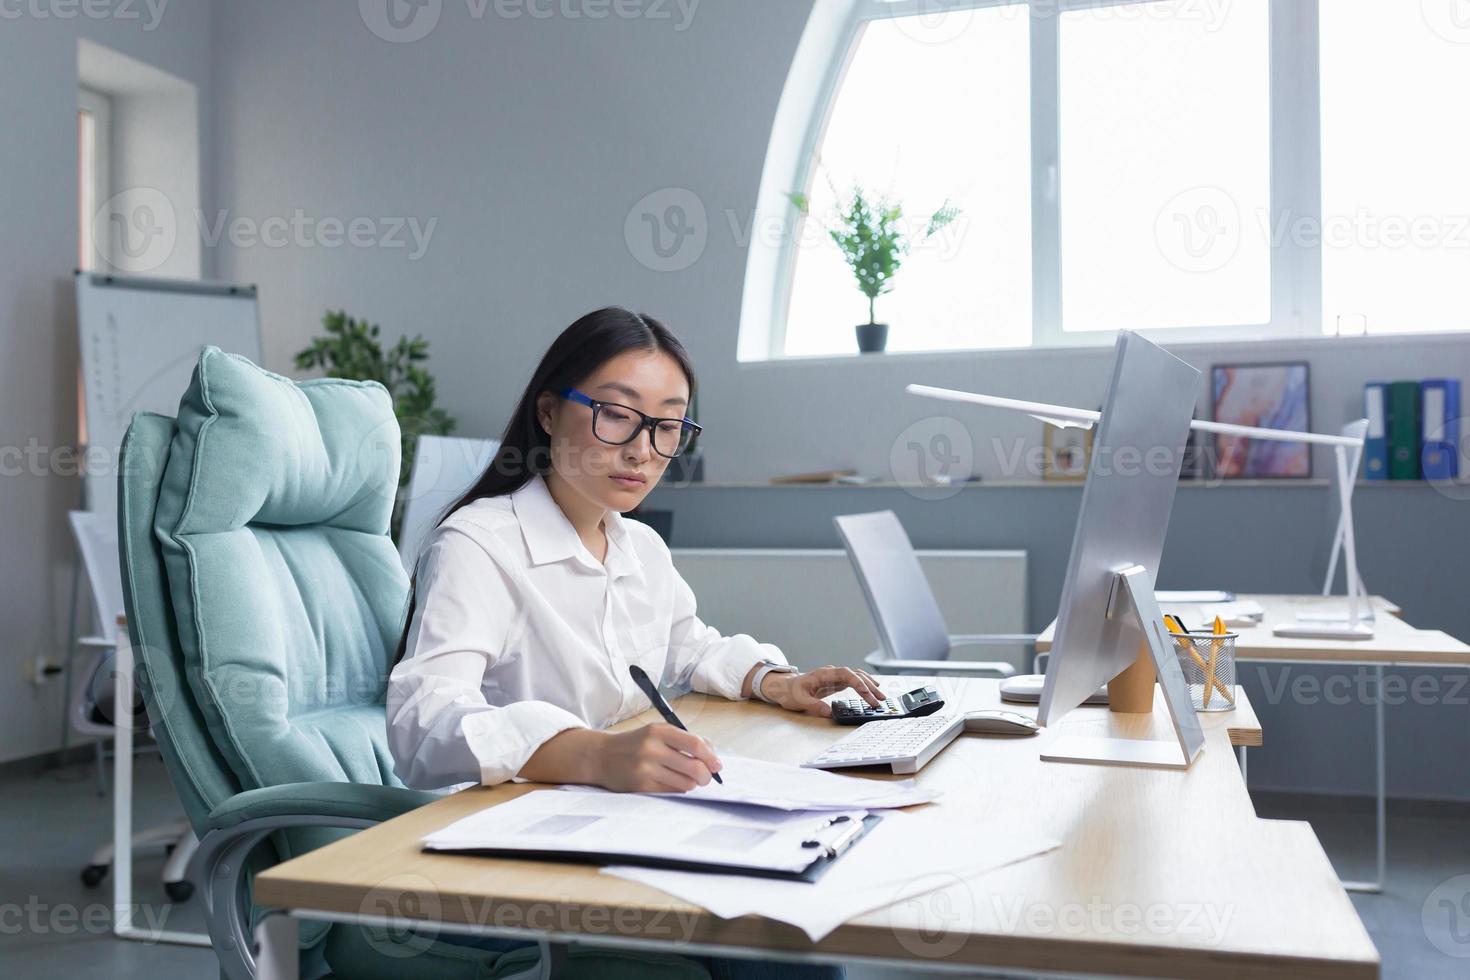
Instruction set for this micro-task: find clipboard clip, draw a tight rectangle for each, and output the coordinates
[800,814,865,859]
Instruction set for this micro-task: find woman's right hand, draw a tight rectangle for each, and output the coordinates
[593,723,722,793]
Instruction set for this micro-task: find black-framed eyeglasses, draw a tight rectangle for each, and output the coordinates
[560,388,702,459]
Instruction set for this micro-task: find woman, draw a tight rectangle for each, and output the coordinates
[387,307,884,978]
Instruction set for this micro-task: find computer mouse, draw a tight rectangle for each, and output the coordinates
[962,709,1041,736]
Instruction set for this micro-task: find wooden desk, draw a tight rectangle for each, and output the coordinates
[254,678,1376,979]
[1036,595,1470,667]
[1036,595,1470,894]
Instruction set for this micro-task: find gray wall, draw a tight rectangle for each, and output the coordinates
[0,2,215,764]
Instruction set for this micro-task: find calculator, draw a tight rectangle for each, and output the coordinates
[830,686,946,725]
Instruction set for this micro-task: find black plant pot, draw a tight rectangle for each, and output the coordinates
[855,322,889,353]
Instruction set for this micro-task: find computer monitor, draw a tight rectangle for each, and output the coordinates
[1037,331,1207,770]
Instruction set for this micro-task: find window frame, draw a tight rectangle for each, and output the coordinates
[78,86,112,272]
[751,0,1328,360]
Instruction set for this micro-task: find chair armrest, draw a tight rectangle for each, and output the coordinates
[947,633,1038,648]
[200,783,440,980]
[863,651,1017,677]
[207,781,438,832]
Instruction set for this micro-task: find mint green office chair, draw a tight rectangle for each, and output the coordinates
[117,348,705,980]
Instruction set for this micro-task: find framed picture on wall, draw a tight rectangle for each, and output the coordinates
[1211,362,1312,479]
[1043,425,1093,481]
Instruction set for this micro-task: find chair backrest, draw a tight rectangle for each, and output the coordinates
[117,348,409,835]
[833,511,952,661]
[118,412,241,830]
[397,434,499,573]
[69,510,126,642]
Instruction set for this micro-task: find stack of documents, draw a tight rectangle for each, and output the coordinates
[1191,600,1265,629]
[422,753,1058,941]
[424,791,872,879]
[606,809,1060,941]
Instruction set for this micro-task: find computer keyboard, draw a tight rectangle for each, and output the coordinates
[801,713,965,775]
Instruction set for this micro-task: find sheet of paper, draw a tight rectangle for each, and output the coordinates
[1156,590,1235,603]
[422,789,867,874]
[1191,600,1265,628]
[565,753,938,811]
[604,810,1059,942]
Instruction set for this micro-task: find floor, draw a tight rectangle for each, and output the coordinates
[1,753,1466,979]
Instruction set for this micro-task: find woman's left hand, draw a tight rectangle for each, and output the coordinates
[759,666,888,717]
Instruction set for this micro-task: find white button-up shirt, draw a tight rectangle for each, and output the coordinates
[386,474,786,789]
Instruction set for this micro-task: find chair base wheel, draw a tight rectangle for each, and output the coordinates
[81,864,109,888]
[164,880,194,902]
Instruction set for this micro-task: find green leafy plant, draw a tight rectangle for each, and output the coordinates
[788,184,959,325]
[294,311,457,536]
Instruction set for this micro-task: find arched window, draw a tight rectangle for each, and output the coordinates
[741,0,1294,360]
[783,2,1034,357]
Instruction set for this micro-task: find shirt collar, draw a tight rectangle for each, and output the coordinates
[603,509,644,576]
[511,474,643,575]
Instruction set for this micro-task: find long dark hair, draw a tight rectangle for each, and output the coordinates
[393,307,696,664]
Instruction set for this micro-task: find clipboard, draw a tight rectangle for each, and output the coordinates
[427,812,883,884]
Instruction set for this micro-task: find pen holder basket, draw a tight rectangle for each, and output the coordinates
[1171,632,1238,712]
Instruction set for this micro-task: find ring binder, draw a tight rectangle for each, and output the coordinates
[802,813,866,858]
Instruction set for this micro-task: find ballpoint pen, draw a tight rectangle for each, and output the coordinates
[1205,615,1227,708]
[1165,613,1235,706]
[628,664,724,784]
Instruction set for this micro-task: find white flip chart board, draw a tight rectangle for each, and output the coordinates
[76,272,262,514]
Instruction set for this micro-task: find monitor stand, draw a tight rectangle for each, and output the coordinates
[1042,565,1207,771]
[1274,437,1375,641]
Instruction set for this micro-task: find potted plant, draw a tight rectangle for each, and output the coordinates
[294,310,457,540]
[789,184,959,353]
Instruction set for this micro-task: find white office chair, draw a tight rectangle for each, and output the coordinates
[834,511,1027,678]
[68,510,198,900]
[398,434,499,572]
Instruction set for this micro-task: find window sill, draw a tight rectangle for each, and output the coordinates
[739,328,1470,370]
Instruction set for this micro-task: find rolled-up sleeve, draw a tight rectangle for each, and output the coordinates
[663,564,787,700]
[386,531,587,789]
